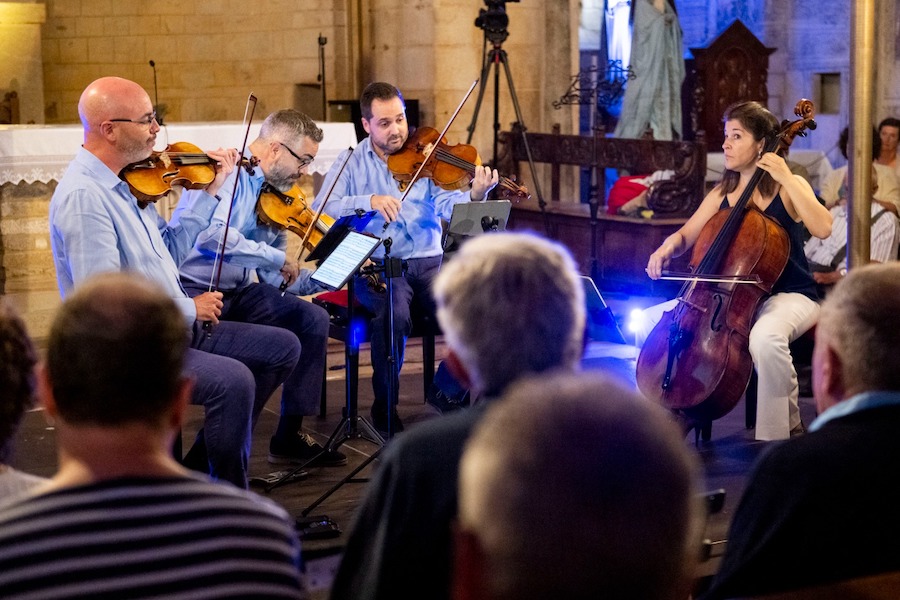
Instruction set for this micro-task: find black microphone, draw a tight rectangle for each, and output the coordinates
[148,60,163,125]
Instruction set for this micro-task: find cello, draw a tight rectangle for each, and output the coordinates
[636,99,818,423]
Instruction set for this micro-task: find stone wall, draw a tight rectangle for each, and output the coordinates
[0,2,46,124]
[676,0,890,164]
[0,180,57,343]
[1,0,579,345]
[40,0,353,124]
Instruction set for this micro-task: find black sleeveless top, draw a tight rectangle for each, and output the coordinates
[720,194,819,301]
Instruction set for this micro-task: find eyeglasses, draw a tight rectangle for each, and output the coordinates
[109,112,158,127]
[278,142,315,169]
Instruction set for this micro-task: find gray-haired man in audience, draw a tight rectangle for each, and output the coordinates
[330,231,586,600]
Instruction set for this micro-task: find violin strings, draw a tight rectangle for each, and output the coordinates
[431,148,521,193]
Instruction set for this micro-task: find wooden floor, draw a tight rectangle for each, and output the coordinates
[8,335,819,598]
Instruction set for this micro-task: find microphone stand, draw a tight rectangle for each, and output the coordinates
[148,60,163,125]
[318,34,327,120]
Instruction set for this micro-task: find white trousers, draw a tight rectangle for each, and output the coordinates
[635,292,819,441]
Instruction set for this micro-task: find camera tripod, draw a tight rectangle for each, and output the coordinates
[466,34,548,229]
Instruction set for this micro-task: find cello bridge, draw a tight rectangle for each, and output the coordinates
[677,297,708,313]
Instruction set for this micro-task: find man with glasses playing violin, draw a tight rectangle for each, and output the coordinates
[49,76,302,489]
[177,109,345,468]
[313,82,499,434]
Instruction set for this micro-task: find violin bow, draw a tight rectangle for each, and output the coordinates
[382,79,479,231]
[654,270,762,285]
[204,92,258,334]
[279,146,355,296]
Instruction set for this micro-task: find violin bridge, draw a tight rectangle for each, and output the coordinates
[422,142,435,158]
[159,151,172,169]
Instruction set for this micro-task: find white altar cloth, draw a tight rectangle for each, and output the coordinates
[0,121,358,185]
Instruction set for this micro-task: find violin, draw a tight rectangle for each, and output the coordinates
[120,141,253,203]
[256,183,335,254]
[636,99,817,424]
[387,127,530,202]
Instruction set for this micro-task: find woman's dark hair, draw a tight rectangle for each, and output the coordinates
[0,300,36,462]
[877,117,900,134]
[839,126,881,160]
[719,101,780,198]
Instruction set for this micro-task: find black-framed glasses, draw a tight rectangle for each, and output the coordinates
[278,142,315,168]
[109,112,158,127]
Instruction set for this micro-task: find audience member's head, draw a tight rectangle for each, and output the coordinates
[877,117,900,152]
[432,231,585,397]
[44,272,190,432]
[0,299,37,463]
[454,371,703,600]
[814,263,900,412]
[838,125,881,160]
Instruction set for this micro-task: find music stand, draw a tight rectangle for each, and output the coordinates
[310,231,383,292]
[306,211,377,263]
[296,238,405,517]
[581,276,627,344]
[442,200,511,253]
[264,216,381,494]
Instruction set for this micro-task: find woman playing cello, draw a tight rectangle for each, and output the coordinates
[638,101,832,441]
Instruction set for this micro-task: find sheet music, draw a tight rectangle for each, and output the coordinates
[311,231,381,290]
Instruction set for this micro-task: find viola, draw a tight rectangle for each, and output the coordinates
[387,127,530,202]
[121,141,253,203]
[256,183,335,254]
[635,99,817,424]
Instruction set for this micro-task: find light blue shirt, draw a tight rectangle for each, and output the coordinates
[49,147,218,324]
[177,160,320,295]
[809,390,900,431]
[311,136,471,259]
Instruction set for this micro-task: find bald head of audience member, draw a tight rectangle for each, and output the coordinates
[40,273,191,480]
[814,263,900,412]
[433,232,586,398]
[78,76,160,171]
[0,299,37,463]
[454,372,704,600]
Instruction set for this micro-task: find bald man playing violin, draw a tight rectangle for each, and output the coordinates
[49,76,302,489]
[178,109,345,468]
[313,82,499,434]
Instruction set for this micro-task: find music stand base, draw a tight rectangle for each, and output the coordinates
[301,446,383,517]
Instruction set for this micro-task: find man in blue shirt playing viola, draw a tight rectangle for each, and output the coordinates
[178,110,344,468]
[313,82,498,433]
[49,76,301,488]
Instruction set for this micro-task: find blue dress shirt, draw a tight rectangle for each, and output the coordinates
[177,159,321,295]
[49,147,218,324]
[311,136,471,259]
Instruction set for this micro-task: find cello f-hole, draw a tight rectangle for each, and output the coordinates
[710,294,725,332]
